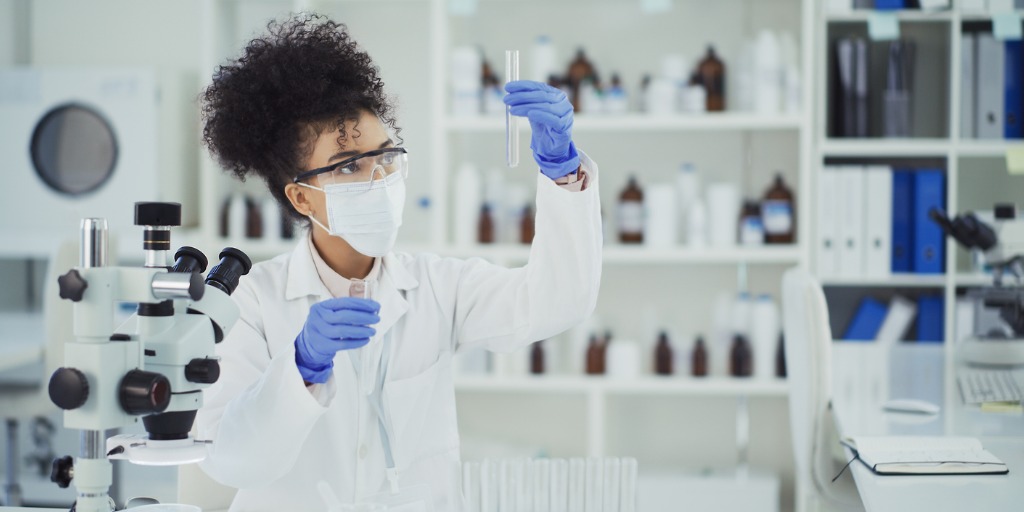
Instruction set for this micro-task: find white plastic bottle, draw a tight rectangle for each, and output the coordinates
[531,35,557,83]
[451,46,482,117]
[754,30,782,115]
[228,193,247,240]
[706,182,739,248]
[644,184,677,248]
[454,163,482,246]
[687,199,708,248]
[780,32,802,114]
[676,163,701,240]
[260,195,283,243]
[750,294,781,380]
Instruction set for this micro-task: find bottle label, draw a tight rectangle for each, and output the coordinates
[618,202,644,234]
[762,200,793,234]
[740,217,765,245]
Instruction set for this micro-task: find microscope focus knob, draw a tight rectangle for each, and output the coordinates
[48,368,89,410]
[57,270,88,302]
[50,455,74,488]
[185,358,221,384]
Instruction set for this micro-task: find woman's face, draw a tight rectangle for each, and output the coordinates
[286,110,393,222]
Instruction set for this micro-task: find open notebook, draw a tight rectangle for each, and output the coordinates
[841,436,1008,476]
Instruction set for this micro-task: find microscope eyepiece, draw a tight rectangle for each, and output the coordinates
[206,247,253,296]
[134,202,182,227]
[171,246,209,274]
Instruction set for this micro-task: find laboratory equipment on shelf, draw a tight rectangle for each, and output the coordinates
[932,205,1024,365]
[47,202,251,512]
[506,50,520,168]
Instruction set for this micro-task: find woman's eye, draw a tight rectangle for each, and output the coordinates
[337,165,356,175]
[381,154,396,165]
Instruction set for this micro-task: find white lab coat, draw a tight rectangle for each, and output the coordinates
[197,154,603,511]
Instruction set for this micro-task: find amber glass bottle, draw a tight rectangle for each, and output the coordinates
[530,341,545,375]
[566,48,598,112]
[698,45,726,112]
[691,336,708,377]
[775,335,787,378]
[763,173,796,244]
[730,334,753,377]
[520,204,535,244]
[618,176,644,244]
[585,334,603,375]
[477,204,494,244]
[654,331,673,376]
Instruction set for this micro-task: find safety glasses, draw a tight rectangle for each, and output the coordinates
[293,147,409,194]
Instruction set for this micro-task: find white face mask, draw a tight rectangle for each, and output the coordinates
[300,170,406,257]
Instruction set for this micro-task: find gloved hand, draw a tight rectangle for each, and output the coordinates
[504,80,581,180]
[294,297,381,384]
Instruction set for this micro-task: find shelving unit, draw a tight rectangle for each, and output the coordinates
[186,0,816,509]
[812,6,1024,511]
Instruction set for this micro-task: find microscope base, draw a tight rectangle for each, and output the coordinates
[959,337,1024,367]
[107,434,207,466]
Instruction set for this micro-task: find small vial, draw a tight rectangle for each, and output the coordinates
[505,50,520,168]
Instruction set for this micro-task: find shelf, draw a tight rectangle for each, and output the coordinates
[960,10,1024,22]
[433,244,802,265]
[445,113,804,133]
[821,139,952,157]
[454,375,789,397]
[956,141,1024,158]
[956,273,1000,287]
[601,245,802,265]
[821,274,947,288]
[825,9,954,23]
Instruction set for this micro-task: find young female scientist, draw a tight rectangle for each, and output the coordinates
[196,14,602,511]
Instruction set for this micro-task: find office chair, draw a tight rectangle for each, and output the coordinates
[0,240,75,506]
[781,268,863,512]
[177,456,237,509]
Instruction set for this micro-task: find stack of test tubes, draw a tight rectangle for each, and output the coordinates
[461,457,638,512]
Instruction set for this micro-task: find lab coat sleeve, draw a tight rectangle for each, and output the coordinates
[197,278,332,489]
[448,151,602,352]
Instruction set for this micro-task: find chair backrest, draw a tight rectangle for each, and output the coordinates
[782,268,861,510]
[177,428,237,508]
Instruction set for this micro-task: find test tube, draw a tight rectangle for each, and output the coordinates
[550,459,569,512]
[567,458,585,512]
[602,458,621,512]
[619,458,638,512]
[505,50,520,168]
[533,459,551,512]
[585,457,605,512]
[462,462,481,512]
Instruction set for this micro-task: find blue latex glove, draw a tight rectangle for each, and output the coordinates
[294,297,381,384]
[503,80,581,180]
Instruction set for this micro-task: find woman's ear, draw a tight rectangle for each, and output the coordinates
[284,183,313,217]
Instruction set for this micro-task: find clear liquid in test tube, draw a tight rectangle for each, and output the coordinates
[505,50,520,168]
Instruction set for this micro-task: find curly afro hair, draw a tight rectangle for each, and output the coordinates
[201,13,400,222]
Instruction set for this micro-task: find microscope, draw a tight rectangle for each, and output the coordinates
[47,202,251,511]
[932,205,1024,366]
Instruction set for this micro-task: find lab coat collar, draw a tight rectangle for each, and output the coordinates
[284,235,420,299]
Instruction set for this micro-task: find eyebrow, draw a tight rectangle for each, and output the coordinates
[327,139,394,163]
